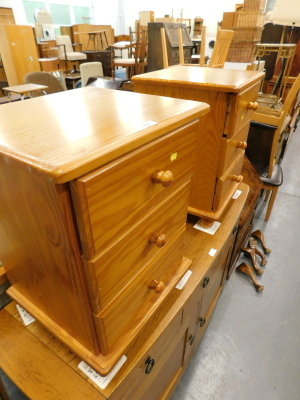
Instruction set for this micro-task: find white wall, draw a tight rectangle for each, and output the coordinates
[0,0,239,36]
[104,0,238,36]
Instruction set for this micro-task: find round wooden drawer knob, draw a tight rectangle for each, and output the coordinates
[247,101,258,110]
[151,170,174,187]
[230,175,243,183]
[236,141,247,149]
[148,279,165,293]
[148,231,167,247]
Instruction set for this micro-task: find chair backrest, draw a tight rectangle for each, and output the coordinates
[55,35,73,57]
[80,62,104,87]
[115,34,130,42]
[133,24,148,75]
[23,72,66,95]
[208,30,234,68]
[246,121,277,176]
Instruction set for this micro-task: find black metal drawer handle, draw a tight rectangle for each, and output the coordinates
[145,356,155,374]
[202,277,210,288]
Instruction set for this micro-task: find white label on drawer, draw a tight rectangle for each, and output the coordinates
[208,248,217,257]
[176,270,192,290]
[16,304,35,326]
[194,221,221,235]
[78,355,127,389]
[135,120,158,132]
[232,189,242,199]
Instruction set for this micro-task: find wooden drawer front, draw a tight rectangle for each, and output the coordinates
[199,226,236,320]
[109,308,187,400]
[94,230,189,354]
[213,151,244,211]
[225,81,261,137]
[89,182,190,309]
[72,121,198,259]
[217,121,250,177]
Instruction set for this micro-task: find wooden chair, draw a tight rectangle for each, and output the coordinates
[162,28,233,69]
[252,73,300,177]
[246,121,283,221]
[113,24,148,79]
[207,29,234,68]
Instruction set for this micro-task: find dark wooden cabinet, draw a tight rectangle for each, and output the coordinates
[83,50,114,77]
[148,22,193,72]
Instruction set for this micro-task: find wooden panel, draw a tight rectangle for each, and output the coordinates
[72,121,198,258]
[222,12,236,29]
[0,309,105,400]
[0,25,40,86]
[225,81,261,137]
[88,182,190,310]
[0,157,99,355]
[94,231,188,354]
[0,7,15,24]
[217,121,249,177]
[108,305,186,400]
[213,151,244,211]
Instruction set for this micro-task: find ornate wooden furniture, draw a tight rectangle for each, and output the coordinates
[132,66,264,225]
[148,22,193,72]
[0,87,209,376]
[0,181,248,400]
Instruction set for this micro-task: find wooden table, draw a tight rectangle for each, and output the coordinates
[2,84,48,100]
[86,30,109,51]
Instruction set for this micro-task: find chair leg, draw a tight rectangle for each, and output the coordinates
[250,230,271,254]
[264,189,271,202]
[236,262,264,292]
[264,185,279,221]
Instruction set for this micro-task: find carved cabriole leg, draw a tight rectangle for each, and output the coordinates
[241,243,264,275]
[236,262,264,292]
[248,237,267,266]
[250,230,271,254]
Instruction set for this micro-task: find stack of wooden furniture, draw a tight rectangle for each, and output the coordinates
[0,69,263,398]
[226,0,266,63]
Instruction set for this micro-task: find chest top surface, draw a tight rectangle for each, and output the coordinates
[132,66,265,93]
[0,86,209,183]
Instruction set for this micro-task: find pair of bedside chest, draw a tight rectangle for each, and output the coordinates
[0,66,263,399]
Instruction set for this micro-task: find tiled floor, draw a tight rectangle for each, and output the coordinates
[171,125,300,399]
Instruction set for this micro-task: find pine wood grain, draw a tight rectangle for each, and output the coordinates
[71,120,198,258]
[88,182,191,311]
[0,87,209,184]
[0,308,105,400]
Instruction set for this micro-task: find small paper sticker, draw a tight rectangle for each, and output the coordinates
[232,190,242,199]
[194,221,221,235]
[176,270,192,290]
[78,355,127,389]
[136,120,158,132]
[16,304,35,326]
[170,152,177,161]
[208,248,217,257]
